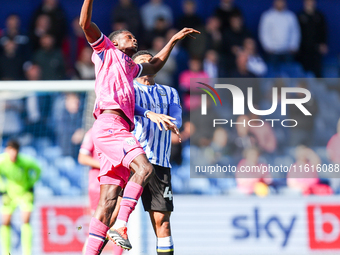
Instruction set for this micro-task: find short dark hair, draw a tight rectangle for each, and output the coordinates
[7,139,20,151]
[108,29,133,41]
[132,50,154,61]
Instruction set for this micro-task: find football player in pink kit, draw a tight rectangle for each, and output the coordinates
[78,128,101,214]
[78,128,123,255]
[79,0,199,253]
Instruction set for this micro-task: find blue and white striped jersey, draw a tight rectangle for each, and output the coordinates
[133,81,181,168]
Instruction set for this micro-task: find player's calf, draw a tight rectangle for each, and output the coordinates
[152,211,173,255]
[110,156,154,250]
[85,185,121,254]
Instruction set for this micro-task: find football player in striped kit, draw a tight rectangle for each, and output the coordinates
[126,50,182,255]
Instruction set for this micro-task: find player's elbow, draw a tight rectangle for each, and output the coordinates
[79,18,89,31]
[147,59,162,75]
[79,18,85,29]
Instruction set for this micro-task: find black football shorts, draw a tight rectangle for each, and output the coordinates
[141,164,174,212]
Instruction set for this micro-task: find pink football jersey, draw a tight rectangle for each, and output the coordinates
[79,128,99,170]
[90,33,143,130]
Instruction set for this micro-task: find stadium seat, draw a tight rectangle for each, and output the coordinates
[21,146,37,158]
[215,178,237,194]
[278,187,302,196]
[42,146,62,162]
[58,177,71,195]
[187,178,212,195]
[34,183,54,198]
[171,174,185,194]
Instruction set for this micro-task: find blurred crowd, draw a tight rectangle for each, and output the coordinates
[0,0,339,196]
[0,0,330,82]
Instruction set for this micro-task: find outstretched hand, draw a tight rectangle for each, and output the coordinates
[172,27,201,41]
[146,111,176,131]
[167,124,182,143]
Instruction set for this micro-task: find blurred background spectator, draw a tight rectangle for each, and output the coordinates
[1,98,25,142]
[186,15,222,59]
[297,0,328,77]
[222,10,252,72]
[247,112,277,154]
[259,0,300,68]
[203,16,223,54]
[30,0,67,49]
[111,0,142,38]
[141,0,173,31]
[144,16,170,49]
[149,36,176,85]
[190,99,221,148]
[232,115,254,158]
[73,46,95,80]
[0,39,25,80]
[179,57,209,112]
[0,14,30,61]
[177,0,203,54]
[203,50,219,78]
[243,38,267,77]
[33,34,66,80]
[235,147,272,196]
[62,16,88,77]
[229,51,255,78]
[29,14,53,51]
[327,119,340,165]
[287,146,332,195]
[177,0,202,30]
[23,64,42,137]
[53,93,84,159]
[214,0,242,31]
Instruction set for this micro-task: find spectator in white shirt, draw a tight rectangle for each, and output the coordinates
[141,0,173,31]
[203,49,219,78]
[243,38,267,77]
[259,0,300,66]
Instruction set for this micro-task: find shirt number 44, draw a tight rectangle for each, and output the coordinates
[163,186,173,201]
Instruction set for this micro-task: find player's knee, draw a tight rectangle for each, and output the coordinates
[155,216,171,237]
[155,213,170,228]
[139,162,154,180]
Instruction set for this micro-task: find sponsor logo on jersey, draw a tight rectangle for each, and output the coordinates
[125,137,136,146]
[157,88,166,96]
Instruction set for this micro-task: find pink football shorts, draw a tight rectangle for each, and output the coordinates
[92,113,145,188]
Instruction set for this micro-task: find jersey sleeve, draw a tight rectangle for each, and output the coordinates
[80,130,94,155]
[134,104,150,117]
[123,55,143,78]
[169,88,182,128]
[130,62,143,79]
[89,33,113,54]
[170,88,181,106]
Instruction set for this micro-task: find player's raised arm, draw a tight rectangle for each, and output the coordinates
[140,28,200,76]
[79,0,102,43]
